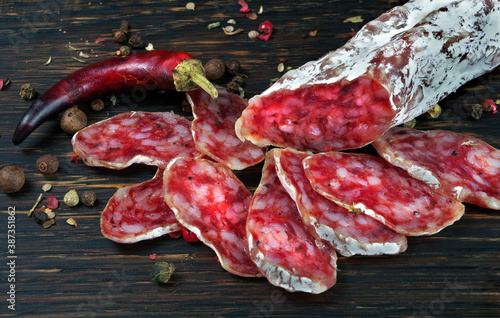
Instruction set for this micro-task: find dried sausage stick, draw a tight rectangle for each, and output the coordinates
[236,0,500,152]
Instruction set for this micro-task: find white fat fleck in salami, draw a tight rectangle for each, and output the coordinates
[101,169,182,244]
[303,152,465,236]
[236,0,500,152]
[187,86,266,170]
[163,157,260,277]
[247,149,337,294]
[72,111,201,169]
[373,127,500,210]
[273,148,407,257]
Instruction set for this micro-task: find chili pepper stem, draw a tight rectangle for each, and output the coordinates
[173,59,218,99]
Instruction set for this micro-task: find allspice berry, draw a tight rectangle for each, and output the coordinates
[61,106,87,135]
[204,59,226,81]
[36,154,59,174]
[19,83,36,100]
[0,165,25,194]
[81,190,97,207]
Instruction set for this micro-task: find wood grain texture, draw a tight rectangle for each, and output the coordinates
[1,0,499,317]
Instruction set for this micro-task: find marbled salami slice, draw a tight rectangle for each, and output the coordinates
[303,152,465,236]
[72,111,201,169]
[373,127,500,210]
[247,149,337,293]
[236,0,500,151]
[274,148,407,257]
[187,86,266,170]
[163,157,259,277]
[101,169,182,243]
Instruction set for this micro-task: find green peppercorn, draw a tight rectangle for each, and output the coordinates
[19,83,36,100]
[151,262,175,284]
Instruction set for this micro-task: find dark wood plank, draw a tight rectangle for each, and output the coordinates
[1,0,499,317]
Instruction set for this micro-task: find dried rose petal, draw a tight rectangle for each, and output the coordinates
[257,21,273,41]
[238,0,250,13]
[149,253,157,260]
[0,78,4,90]
[47,194,59,210]
[245,12,258,20]
[94,37,105,44]
[480,98,498,114]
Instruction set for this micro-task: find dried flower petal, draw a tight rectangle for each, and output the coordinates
[45,209,56,219]
[343,15,363,23]
[238,0,250,13]
[248,30,259,39]
[245,12,258,20]
[208,22,221,29]
[66,218,78,227]
[43,219,55,229]
[94,37,105,44]
[257,21,273,41]
[426,104,442,118]
[480,98,498,114]
[28,193,43,217]
[186,2,195,10]
[47,194,59,210]
[277,62,285,72]
[309,30,318,37]
[150,253,157,260]
[145,43,154,51]
[42,184,52,192]
[223,26,244,36]
[258,5,263,14]
[0,79,4,90]
[227,19,236,24]
[44,56,52,66]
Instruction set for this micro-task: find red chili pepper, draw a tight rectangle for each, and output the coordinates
[12,50,217,145]
[257,21,273,41]
[182,227,200,243]
[238,0,250,13]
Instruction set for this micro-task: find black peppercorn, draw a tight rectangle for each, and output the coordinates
[224,59,241,76]
[128,35,145,49]
[33,210,49,225]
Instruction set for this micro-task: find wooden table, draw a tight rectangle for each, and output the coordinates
[1,1,499,317]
